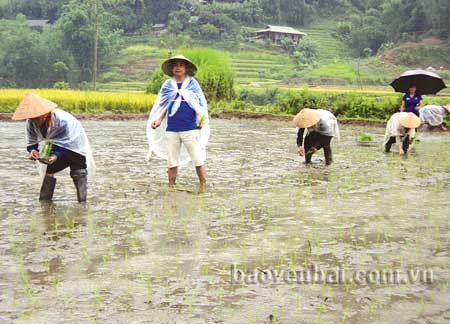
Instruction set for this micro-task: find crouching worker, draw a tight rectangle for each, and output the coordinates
[384,112,421,155]
[293,108,339,166]
[419,104,450,131]
[12,93,95,202]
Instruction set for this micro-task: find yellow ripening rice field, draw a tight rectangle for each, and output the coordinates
[0,89,156,114]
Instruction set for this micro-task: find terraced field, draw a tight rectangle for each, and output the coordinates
[301,20,349,61]
[230,52,291,87]
[230,57,285,87]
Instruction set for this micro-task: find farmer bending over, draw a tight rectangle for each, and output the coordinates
[419,104,450,131]
[294,108,339,166]
[384,112,421,155]
[12,93,95,202]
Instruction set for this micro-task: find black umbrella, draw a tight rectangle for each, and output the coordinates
[390,69,447,95]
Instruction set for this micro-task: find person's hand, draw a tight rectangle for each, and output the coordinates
[297,146,305,156]
[197,114,205,129]
[47,155,57,164]
[151,119,161,129]
[399,148,405,155]
[28,149,39,160]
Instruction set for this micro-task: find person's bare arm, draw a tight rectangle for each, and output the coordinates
[397,136,405,154]
[297,128,305,156]
[416,100,424,111]
[151,108,167,129]
[400,101,405,112]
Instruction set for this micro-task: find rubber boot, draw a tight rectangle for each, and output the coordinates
[385,137,395,153]
[39,176,56,201]
[305,147,316,164]
[402,135,410,153]
[324,146,333,165]
[70,169,87,202]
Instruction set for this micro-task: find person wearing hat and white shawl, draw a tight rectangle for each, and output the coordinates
[384,112,421,155]
[12,93,95,202]
[147,55,210,192]
[419,104,450,131]
[294,108,339,166]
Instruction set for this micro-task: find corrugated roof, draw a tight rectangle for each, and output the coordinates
[256,25,306,36]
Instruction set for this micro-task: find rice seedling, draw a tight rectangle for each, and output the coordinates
[368,297,378,317]
[19,265,33,300]
[63,292,71,306]
[315,301,325,324]
[187,297,193,313]
[145,275,152,304]
[93,286,102,316]
[19,311,30,321]
[52,276,60,293]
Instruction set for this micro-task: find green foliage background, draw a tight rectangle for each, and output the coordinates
[147,48,235,102]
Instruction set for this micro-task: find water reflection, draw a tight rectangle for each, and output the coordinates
[39,202,87,241]
[0,120,449,323]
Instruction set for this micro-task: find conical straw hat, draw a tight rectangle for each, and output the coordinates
[293,108,321,128]
[12,93,57,121]
[399,112,421,128]
[161,54,197,77]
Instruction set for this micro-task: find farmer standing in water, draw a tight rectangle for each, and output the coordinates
[12,93,95,202]
[294,108,339,166]
[147,55,210,192]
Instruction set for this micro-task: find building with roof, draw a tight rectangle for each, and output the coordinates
[26,19,50,30]
[152,24,167,35]
[255,25,307,44]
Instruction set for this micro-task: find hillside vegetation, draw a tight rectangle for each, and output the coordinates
[0,0,449,93]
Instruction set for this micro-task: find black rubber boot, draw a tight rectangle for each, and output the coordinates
[39,176,56,201]
[402,135,410,153]
[305,148,314,164]
[70,169,88,202]
[385,137,395,153]
[324,146,333,165]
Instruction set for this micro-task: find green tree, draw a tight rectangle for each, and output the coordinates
[56,0,122,84]
[0,15,72,88]
[199,23,220,39]
[167,9,191,34]
[294,39,319,65]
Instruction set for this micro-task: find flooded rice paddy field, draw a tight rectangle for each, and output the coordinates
[1,119,450,323]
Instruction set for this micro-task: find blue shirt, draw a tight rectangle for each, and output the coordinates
[166,83,197,132]
[403,92,422,116]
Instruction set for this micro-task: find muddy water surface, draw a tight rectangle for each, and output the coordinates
[1,119,450,323]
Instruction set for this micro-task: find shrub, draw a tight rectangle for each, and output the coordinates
[199,23,220,39]
[53,81,69,90]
